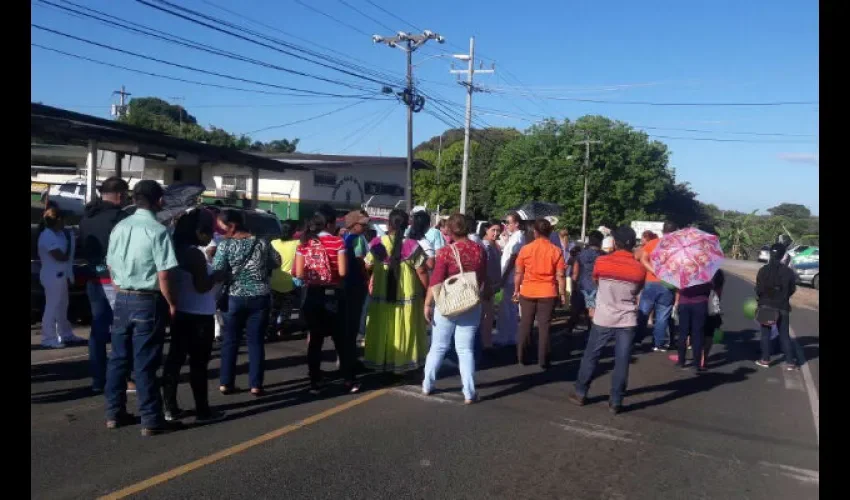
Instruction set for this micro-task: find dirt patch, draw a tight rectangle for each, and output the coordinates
[724,267,819,312]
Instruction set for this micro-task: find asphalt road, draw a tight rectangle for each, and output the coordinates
[31,266,819,500]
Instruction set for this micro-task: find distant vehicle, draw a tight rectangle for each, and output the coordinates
[791,246,819,265]
[41,179,101,217]
[200,204,283,241]
[757,245,771,263]
[791,260,819,290]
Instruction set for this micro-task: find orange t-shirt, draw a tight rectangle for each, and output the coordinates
[642,238,660,282]
[516,238,566,298]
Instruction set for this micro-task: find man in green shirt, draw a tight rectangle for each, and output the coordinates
[104,180,180,436]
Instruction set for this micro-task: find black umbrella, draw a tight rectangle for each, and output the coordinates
[512,201,563,220]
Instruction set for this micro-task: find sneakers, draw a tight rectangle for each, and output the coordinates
[141,421,185,437]
[106,412,137,429]
[567,392,586,407]
[40,340,66,349]
[653,345,670,353]
[61,334,86,345]
[195,410,226,423]
[164,408,188,422]
[755,360,771,368]
[784,364,800,371]
[609,404,622,415]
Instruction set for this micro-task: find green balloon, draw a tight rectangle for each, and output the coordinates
[742,297,758,320]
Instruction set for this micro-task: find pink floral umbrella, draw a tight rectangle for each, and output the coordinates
[649,227,724,289]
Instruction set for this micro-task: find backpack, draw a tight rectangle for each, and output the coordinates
[302,239,334,285]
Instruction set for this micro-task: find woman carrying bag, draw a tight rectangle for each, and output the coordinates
[422,214,489,404]
[213,209,278,397]
[755,243,800,370]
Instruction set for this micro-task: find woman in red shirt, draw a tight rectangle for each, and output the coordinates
[513,218,567,369]
[423,214,490,403]
[295,207,359,394]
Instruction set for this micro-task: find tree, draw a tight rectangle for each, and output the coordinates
[119,97,297,152]
[767,203,811,220]
[717,210,758,260]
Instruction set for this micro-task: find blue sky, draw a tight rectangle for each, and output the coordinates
[31,0,819,214]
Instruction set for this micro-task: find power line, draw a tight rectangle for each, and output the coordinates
[292,0,372,36]
[31,43,380,99]
[339,103,398,153]
[363,0,423,31]
[244,101,369,135]
[136,0,395,88]
[39,0,380,94]
[481,87,817,106]
[198,0,402,82]
[336,0,396,33]
[32,24,381,98]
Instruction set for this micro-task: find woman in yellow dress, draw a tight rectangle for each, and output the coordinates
[364,209,430,374]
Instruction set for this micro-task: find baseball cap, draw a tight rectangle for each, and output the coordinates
[344,210,370,229]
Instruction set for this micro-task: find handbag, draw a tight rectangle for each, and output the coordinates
[755,305,780,326]
[216,238,260,313]
[433,244,481,319]
[708,290,722,316]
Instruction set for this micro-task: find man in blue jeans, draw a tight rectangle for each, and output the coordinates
[569,226,646,414]
[634,221,678,351]
[79,176,131,394]
[105,181,181,436]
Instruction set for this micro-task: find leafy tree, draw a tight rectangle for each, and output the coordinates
[767,203,811,220]
[717,210,757,260]
[118,97,297,152]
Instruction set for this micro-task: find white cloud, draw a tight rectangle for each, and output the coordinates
[777,153,819,165]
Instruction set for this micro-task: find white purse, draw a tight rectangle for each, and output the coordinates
[708,290,722,316]
[433,244,481,318]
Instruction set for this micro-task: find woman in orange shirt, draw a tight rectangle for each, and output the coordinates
[513,218,567,369]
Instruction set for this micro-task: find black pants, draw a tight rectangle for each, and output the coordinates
[345,284,368,359]
[162,312,215,414]
[268,290,299,337]
[677,302,707,367]
[760,310,797,365]
[518,296,556,366]
[302,287,355,384]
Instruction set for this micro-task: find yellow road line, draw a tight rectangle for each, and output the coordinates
[98,389,389,500]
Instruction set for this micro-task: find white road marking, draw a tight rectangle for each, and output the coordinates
[391,385,461,404]
[758,462,819,484]
[31,352,91,365]
[788,326,819,443]
[550,421,636,443]
[781,369,804,392]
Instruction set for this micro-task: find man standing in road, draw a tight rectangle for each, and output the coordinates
[104,180,181,436]
[569,226,646,414]
[634,220,678,351]
[78,176,134,395]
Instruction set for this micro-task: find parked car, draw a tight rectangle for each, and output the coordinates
[757,245,771,263]
[30,224,92,326]
[41,179,101,219]
[791,246,819,265]
[791,261,819,290]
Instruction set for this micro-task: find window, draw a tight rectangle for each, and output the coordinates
[58,184,78,194]
[221,174,248,191]
[364,181,404,197]
[314,171,337,187]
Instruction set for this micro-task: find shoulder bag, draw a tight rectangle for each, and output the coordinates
[433,244,480,319]
[216,238,260,313]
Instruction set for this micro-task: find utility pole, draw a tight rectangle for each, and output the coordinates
[450,37,494,215]
[575,136,602,241]
[170,96,186,130]
[110,85,131,118]
[373,30,445,211]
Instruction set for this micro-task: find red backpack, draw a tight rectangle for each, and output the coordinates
[301,239,334,285]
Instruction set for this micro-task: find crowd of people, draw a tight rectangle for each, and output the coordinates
[34,177,800,434]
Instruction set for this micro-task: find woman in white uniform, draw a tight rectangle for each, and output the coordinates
[495,212,525,347]
[37,207,82,348]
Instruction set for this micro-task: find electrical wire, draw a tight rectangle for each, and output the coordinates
[336,0,396,33]
[244,101,369,135]
[32,24,382,98]
[136,0,395,88]
[292,0,373,37]
[39,0,381,94]
[338,103,398,153]
[31,43,382,99]
[481,87,818,106]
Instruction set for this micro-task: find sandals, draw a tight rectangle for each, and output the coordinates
[219,385,238,395]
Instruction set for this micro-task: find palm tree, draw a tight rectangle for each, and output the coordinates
[718,210,757,260]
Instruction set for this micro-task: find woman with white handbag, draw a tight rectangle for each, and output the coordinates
[423,214,490,404]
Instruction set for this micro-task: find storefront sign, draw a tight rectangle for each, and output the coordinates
[331,175,364,204]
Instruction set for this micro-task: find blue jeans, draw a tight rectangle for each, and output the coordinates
[87,282,117,391]
[636,282,674,347]
[574,325,636,407]
[678,302,707,367]
[105,292,167,427]
[423,305,481,401]
[220,295,270,390]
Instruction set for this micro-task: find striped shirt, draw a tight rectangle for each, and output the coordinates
[592,250,647,328]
